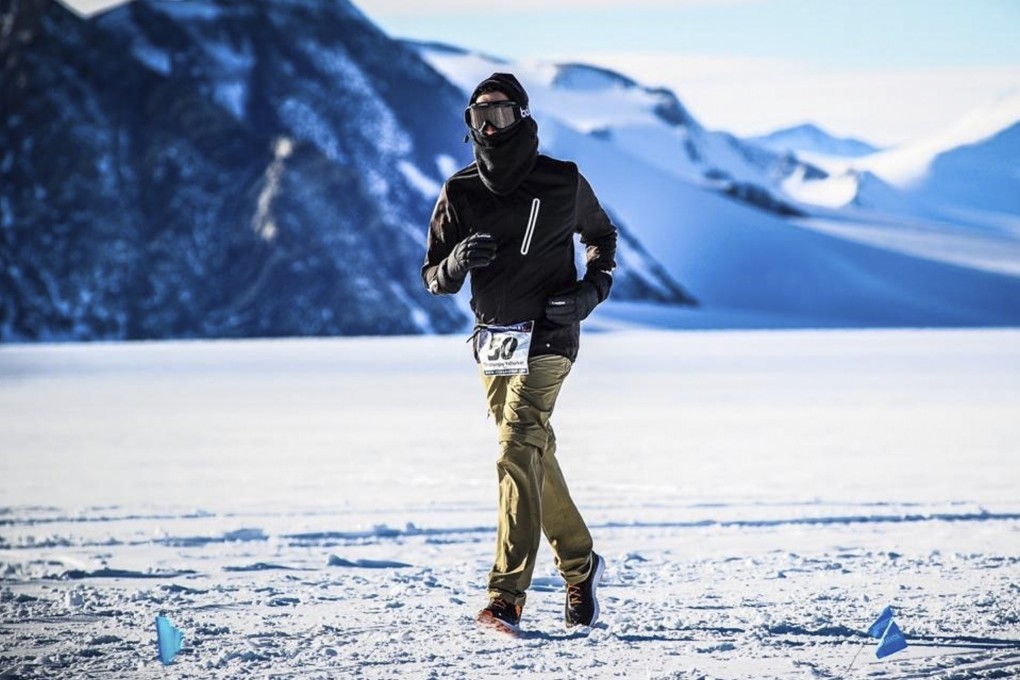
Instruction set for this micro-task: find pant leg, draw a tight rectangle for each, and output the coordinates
[488,439,543,606]
[480,355,576,605]
[540,434,594,585]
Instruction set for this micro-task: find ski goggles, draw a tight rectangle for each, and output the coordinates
[464,101,530,132]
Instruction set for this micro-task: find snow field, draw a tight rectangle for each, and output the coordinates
[1,330,1019,678]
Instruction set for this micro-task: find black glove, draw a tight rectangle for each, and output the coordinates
[545,280,601,326]
[444,232,497,281]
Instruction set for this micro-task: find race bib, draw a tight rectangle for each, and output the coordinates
[477,321,533,376]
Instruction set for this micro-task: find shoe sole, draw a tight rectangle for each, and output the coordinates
[566,553,606,628]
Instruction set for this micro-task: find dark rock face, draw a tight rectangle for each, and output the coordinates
[1,0,466,341]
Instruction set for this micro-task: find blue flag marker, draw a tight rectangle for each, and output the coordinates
[876,620,908,659]
[155,614,184,665]
[848,606,909,672]
[868,606,895,639]
[866,606,908,659]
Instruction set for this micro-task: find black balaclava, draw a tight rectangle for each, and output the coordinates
[467,73,539,196]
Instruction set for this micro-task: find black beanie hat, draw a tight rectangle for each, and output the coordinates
[470,73,529,108]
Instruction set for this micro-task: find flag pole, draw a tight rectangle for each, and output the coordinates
[844,640,867,676]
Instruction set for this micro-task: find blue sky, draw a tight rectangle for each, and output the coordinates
[65,0,1020,145]
[357,0,1020,70]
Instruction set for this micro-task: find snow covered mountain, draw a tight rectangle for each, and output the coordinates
[417,44,1020,327]
[3,2,1019,341]
[772,93,1020,284]
[0,0,690,342]
[778,93,1020,220]
[857,92,1020,217]
[1,0,463,340]
[749,123,882,158]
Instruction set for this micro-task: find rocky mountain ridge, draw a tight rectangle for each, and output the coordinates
[1,0,692,342]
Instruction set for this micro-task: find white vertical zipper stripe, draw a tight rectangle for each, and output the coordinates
[520,198,540,256]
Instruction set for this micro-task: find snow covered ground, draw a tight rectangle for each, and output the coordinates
[1,329,1019,679]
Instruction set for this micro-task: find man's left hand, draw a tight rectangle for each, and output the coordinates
[545,281,600,325]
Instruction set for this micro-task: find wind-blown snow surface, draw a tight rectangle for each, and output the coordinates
[1,331,1019,678]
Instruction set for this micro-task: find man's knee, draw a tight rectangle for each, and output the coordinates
[498,422,549,453]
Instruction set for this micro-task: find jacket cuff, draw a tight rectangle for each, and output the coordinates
[435,259,466,295]
[583,269,613,303]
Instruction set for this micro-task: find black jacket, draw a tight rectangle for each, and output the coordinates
[422,154,617,362]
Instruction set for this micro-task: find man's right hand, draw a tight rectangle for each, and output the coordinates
[445,232,498,280]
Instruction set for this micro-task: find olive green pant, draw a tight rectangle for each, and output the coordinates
[480,354,594,607]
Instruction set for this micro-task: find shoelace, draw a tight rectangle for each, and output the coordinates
[566,583,584,609]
